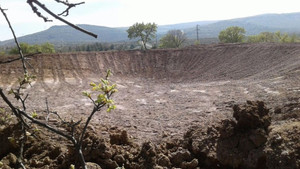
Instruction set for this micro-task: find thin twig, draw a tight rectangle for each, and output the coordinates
[27,0,97,38]
[17,123,27,169]
[1,2,100,169]
[45,99,66,124]
[27,0,52,22]
[78,102,105,145]
[0,88,28,126]
[20,94,29,111]
[70,119,82,137]
[24,52,42,57]
[0,7,28,74]
[0,57,30,64]
[45,98,56,123]
[1,87,88,168]
[55,0,85,16]
[0,52,41,65]
[0,88,76,142]
[25,59,34,69]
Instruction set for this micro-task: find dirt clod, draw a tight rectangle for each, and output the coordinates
[183,101,272,168]
[113,154,125,165]
[265,122,300,169]
[181,158,198,169]
[157,153,171,167]
[0,153,17,168]
[169,148,192,166]
[110,130,131,145]
[85,162,102,169]
[233,100,271,131]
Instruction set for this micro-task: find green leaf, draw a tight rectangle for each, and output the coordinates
[111,84,117,89]
[107,105,116,112]
[107,69,112,77]
[8,89,14,95]
[111,89,118,93]
[90,82,96,87]
[106,99,114,104]
[101,78,109,85]
[82,91,88,96]
[82,91,91,98]
[106,86,112,92]
[69,164,75,169]
[33,127,40,132]
[31,110,38,119]
[96,94,106,103]
[8,137,18,148]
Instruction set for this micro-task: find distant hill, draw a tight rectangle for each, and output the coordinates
[0,21,216,47]
[157,21,217,34]
[0,25,129,47]
[1,12,300,47]
[184,12,300,38]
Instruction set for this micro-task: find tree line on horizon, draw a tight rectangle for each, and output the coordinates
[1,24,300,56]
[126,23,300,49]
[219,26,299,43]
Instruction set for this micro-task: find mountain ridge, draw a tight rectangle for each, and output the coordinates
[1,12,300,47]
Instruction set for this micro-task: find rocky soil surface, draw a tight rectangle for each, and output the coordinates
[0,43,299,168]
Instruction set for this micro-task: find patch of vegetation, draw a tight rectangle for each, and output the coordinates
[9,42,55,55]
[247,31,299,43]
[57,42,140,52]
[218,26,246,43]
[127,22,157,50]
[218,26,300,44]
[159,29,187,48]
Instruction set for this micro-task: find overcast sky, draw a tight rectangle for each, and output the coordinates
[1,0,300,41]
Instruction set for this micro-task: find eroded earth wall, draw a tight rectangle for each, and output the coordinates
[1,43,300,85]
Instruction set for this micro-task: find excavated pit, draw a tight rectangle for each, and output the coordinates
[0,43,299,143]
[1,43,300,168]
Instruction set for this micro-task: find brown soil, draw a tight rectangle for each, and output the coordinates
[0,43,299,168]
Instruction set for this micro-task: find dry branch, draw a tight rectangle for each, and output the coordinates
[0,7,28,74]
[0,2,103,169]
[27,0,97,38]
[54,0,85,16]
[0,52,40,65]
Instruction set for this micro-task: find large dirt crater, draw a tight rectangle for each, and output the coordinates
[0,43,299,168]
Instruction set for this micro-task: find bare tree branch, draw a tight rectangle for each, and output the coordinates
[45,98,68,124]
[18,123,27,169]
[78,104,104,145]
[0,57,26,64]
[0,88,29,126]
[0,88,76,142]
[1,2,104,169]
[0,52,40,65]
[27,0,52,22]
[0,7,28,74]
[27,0,97,38]
[54,0,85,16]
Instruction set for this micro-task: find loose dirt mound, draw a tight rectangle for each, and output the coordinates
[1,101,299,169]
